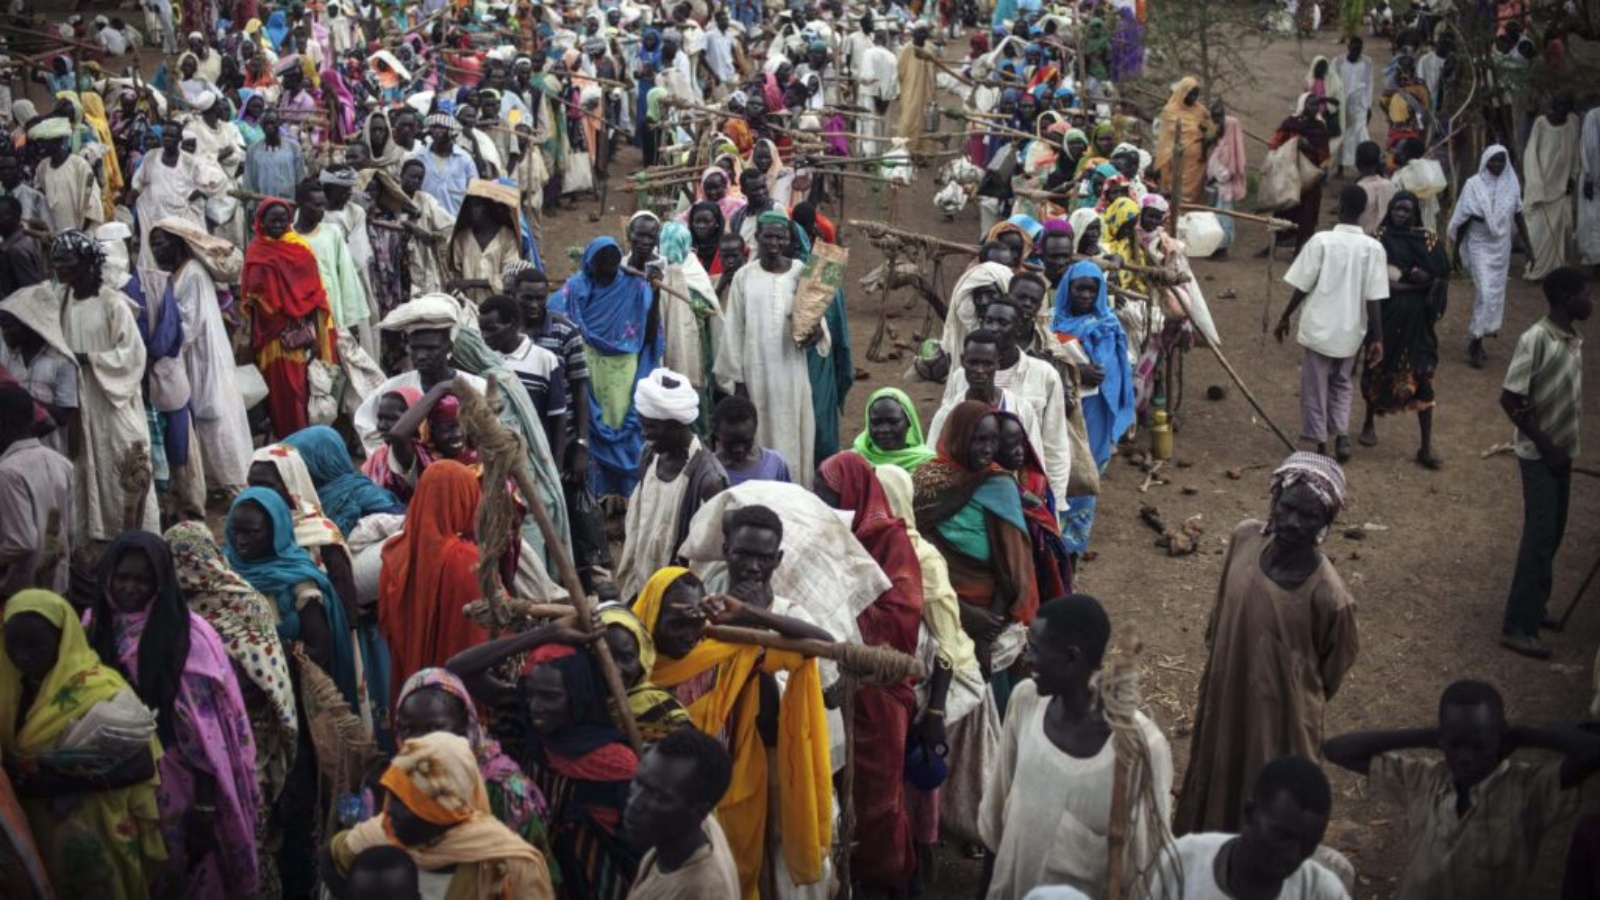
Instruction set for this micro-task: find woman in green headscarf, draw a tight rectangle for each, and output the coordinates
[852,387,937,474]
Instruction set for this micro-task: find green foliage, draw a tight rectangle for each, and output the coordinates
[1142,0,1275,101]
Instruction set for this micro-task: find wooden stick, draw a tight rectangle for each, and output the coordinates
[703,625,925,680]
[458,376,643,752]
[1185,204,1296,231]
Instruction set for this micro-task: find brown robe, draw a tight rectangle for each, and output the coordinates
[1172,519,1359,835]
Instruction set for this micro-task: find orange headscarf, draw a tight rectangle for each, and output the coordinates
[378,460,488,688]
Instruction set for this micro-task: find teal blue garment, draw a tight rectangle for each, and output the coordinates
[451,327,573,575]
[808,287,852,463]
[992,0,1018,26]
[934,475,1029,560]
[224,488,358,706]
[282,425,405,537]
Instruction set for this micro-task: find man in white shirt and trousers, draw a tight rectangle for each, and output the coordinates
[1274,185,1389,463]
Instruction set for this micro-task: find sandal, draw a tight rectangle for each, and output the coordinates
[1415,448,1443,470]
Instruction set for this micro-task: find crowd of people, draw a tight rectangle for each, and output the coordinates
[0,0,1594,898]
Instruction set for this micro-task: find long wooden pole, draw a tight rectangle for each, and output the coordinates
[461,376,643,751]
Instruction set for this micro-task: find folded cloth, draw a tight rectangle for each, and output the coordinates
[380,293,462,337]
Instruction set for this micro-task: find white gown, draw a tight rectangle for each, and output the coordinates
[59,284,159,539]
[172,260,252,492]
[1521,115,1581,282]
[713,260,829,488]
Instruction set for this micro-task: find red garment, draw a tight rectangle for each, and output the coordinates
[241,200,333,320]
[378,460,489,687]
[817,452,923,657]
[240,199,337,438]
[817,451,921,889]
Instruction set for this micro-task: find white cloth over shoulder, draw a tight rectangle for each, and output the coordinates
[1580,109,1600,266]
[677,480,888,650]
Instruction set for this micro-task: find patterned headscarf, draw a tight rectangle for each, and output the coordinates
[1268,451,1349,520]
[165,522,297,776]
[50,230,107,272]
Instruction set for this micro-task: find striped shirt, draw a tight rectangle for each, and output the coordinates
[502,335,570,424]
[1503,317,1583,460]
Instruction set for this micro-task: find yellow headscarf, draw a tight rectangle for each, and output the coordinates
[632,567,832,897]
[0,591,168,890]
[77,91,123,219]
[1101,196,1146,290]
[597,605,693,741]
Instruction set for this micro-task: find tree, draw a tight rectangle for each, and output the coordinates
[1141,0,1274,104]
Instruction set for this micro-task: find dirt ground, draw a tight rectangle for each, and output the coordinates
[513,31,1599,900]
[15,19,1595,898]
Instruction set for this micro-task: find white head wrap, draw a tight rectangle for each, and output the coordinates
[380,293,462,338]
[26,117,72,141]
[193,90,219,112]
[634,367,699,424]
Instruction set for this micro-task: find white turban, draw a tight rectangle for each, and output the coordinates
[380,293,461,338]
[26,117,72,141]
[634,367,699,424]
[193,90,218,112]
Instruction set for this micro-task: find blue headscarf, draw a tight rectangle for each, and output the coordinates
[551,236,658,357]
[264,11,290,51]
[1051,261,1134,468]
[281,426,405,537]
[550,237,660,496]
[224,488,357,704]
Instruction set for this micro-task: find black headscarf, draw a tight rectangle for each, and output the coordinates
[687,200,725,270]
[90,531,192,745]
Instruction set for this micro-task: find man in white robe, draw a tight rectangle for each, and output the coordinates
[185,91,247,246]
[859,27,900,157]
[150,219,253,496]
[42,232,158,539]
[1522,95,1581,281]
[129,118,226,301]
[1332,37,1374,175]
[1581,105,1600,268]
[714,214,830,489]
[30,119,104,232]
[615,368,727,599]
[980,596,1173,900]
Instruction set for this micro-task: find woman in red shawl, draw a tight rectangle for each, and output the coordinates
[912,401,1041,673]
[816,451,924,893]
[240,198,337,439]
[377,460,491,687]
[995,411,1073,600]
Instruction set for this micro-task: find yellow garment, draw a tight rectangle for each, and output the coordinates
[78,92,124,221]
[0,590,167,899]
[895,43,936,146]
[1152,75,1216,203]
[1102,197,1148,292]
[337,733,553,899]
[597,605,694,739]
[632,567,832,898]
[874,465,977,675]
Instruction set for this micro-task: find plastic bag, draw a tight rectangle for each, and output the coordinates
[307,358,339,425]
[1257,139,1304,211]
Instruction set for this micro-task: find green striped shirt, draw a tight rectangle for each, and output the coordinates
[1503,318,1584,460]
